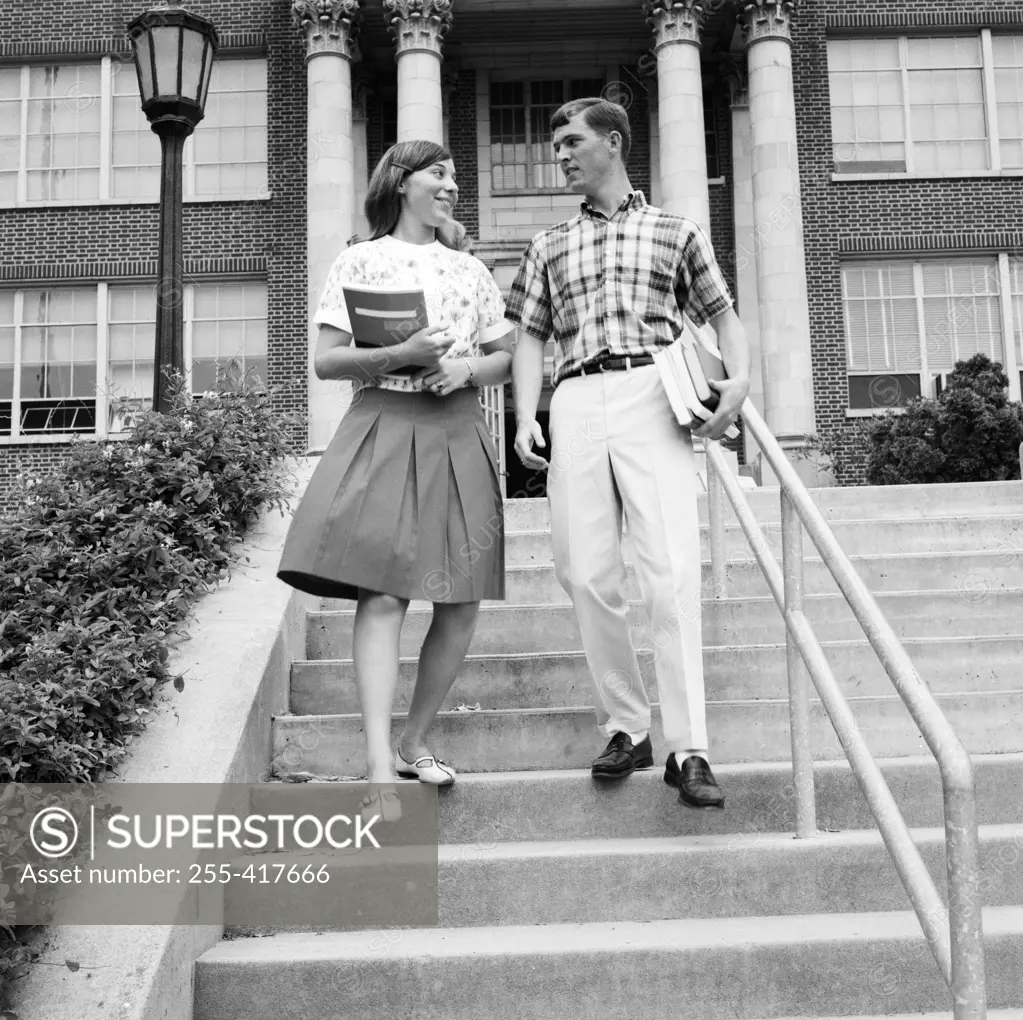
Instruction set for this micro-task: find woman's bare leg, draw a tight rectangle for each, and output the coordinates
[399,601,480,761]
[353,589,409,783]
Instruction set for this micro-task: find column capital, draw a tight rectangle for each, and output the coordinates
[739,0,796,47]
[383,0,454,58]
[642,0,706,50]
[718,55,749,108]
[292,0,361,62]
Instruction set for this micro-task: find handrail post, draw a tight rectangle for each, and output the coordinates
[946,780,987,1020]
[706,443,728,599]
[780,489,816,838]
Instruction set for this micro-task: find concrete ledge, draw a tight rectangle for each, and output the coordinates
[9,459,316,1020]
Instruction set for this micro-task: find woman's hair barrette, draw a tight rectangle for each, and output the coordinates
[391,159,415,173]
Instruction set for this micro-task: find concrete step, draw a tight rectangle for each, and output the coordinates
[289,634,1023,714]
[251,753,1023,843]
[221,824,1023,933]
[307,589,1023,659]
[502,514,1023,566]
[750,1014,1021,1020]
[194,906,1023,1020]
[271,688,1023,776]
[500,480,1023,530]
[320,549,1023,609]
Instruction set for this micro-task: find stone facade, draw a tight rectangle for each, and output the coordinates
[2,0,1022,496]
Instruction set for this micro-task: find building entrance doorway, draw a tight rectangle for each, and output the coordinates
[503,410,550,500]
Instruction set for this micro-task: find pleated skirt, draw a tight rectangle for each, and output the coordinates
[277,386,505,603]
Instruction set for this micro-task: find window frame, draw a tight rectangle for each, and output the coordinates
[0,277,268,445]
[487,74,607,196]
[828,28,1023,181]
[0,54,270,208]
[842,254,1021,414]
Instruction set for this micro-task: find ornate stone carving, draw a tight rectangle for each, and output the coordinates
[642,0,705,50]
[739,0,796,46]
[383,0,454,57]
[718,55,749,107]
[292,0,361,61]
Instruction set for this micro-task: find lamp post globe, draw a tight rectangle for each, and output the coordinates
[127,5,219,413]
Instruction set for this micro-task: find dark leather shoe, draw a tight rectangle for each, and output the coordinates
[591,732,654,779]
[664,753,725,810]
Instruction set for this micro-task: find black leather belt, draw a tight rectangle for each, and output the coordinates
[559,354,656,382]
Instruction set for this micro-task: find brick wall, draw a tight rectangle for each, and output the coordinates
[792,1,1023,482]
[621,63,652,201]
[0,0,271,45]
[448,69,479,240]
[0,0,308,494]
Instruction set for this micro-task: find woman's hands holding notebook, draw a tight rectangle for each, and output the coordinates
[400,324,456,367]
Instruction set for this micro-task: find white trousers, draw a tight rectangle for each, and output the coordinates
[547,364,708,755]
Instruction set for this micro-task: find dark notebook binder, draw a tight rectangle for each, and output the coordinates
[342,284,429,376]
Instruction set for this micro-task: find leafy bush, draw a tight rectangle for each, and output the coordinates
[0,372,302,1005]
[864,354,1023,485]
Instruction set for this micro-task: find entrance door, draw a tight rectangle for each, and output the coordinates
[503,409,550,500]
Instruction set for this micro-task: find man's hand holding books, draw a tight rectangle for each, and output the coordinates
[691,375,749,442]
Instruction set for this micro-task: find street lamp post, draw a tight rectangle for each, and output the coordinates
[127,5,219,413]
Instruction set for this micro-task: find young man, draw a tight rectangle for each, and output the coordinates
[505,97,750,810]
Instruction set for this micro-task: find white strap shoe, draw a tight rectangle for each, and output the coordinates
[395,749,456,785]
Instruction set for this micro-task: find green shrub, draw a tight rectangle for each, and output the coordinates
[864,354,1023,485]
[0,372,302,1005]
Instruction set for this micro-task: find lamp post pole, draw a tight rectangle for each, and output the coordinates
[153,121,189,413]
[127,3,218,413]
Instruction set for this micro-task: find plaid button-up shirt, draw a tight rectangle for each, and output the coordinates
[505,191,734,386]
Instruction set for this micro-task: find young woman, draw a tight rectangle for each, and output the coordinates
[278,140,514,822]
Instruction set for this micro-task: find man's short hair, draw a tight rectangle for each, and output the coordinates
[550,97,631,163]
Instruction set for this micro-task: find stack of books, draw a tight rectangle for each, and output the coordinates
[653,323,740,440]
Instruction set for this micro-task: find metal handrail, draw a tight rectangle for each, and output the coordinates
[704,400,985,1020]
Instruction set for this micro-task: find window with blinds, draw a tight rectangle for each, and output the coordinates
[191,282,268,395]
[0,281,267,440]
[1010,256,1023,397]
[19,288,98,434]
[0,57,268,206]
[828,32,1022,174]
[994,35,1023,169]
[842,259,1004,409]
[828,38,906,173]
[490,78,604,191]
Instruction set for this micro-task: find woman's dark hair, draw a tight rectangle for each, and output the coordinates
[363,139,455,243]
[550,97,631,163]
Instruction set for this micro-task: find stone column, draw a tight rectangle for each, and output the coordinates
[383,0,453,146]
[740,0,817,474]
[642,0,710,231]
[352,74,372,239]
[292,0,361,452]
[723,57,766,473]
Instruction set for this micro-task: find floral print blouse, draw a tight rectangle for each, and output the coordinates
[314,234,513,393]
